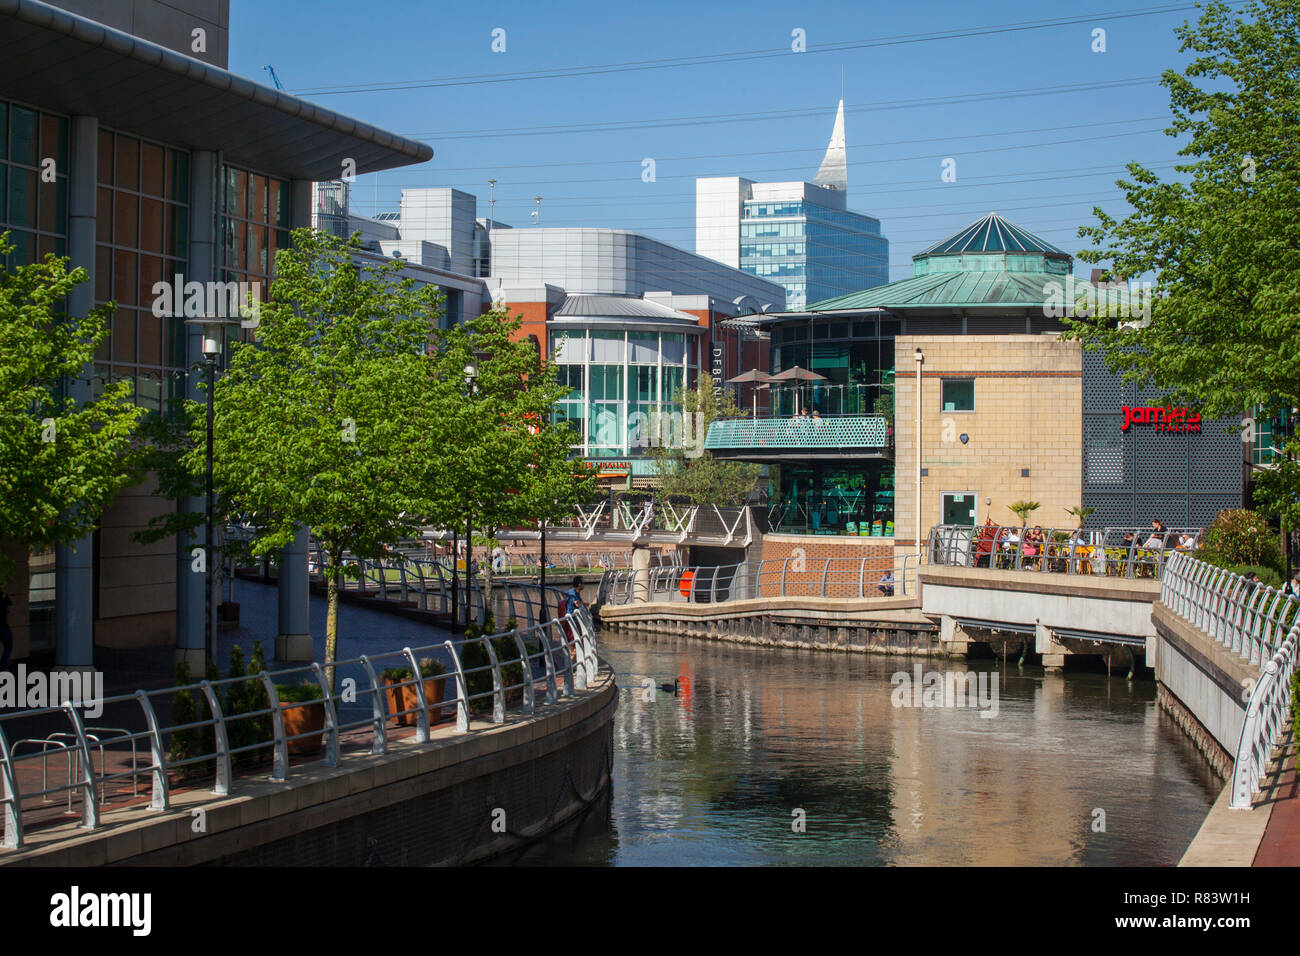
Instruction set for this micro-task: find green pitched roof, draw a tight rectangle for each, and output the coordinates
[917,212,1069,257]
[808,270,1061,311]
[809,270,1145,313]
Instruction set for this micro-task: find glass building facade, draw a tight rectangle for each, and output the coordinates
[550,327,698,458]
[1,98,68,268]
[740,201,888,310]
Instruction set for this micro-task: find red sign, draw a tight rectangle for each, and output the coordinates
[1121,406,1201,433]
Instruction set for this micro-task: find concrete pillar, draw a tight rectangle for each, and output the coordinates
[273,179,316,661]
[276,526,312,660]
[175,150,217,674]
[1036,622,1067,670]
[631,544,651,604]
[54,116,99,672]
[940,615,970,658]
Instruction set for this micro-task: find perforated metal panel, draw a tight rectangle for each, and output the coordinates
[1080,357,1242,523]
[1083,495,1135,527]
[1135,428,1188,488]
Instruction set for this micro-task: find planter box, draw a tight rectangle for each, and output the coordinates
[385,675,448,726]
[281,700,325,755]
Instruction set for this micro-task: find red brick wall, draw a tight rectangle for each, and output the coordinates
[757,535,896,598]
[500,300,551,363]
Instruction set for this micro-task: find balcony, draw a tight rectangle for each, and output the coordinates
[704,415,892,461]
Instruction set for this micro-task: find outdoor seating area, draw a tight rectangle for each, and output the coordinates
[930,522,1203,579]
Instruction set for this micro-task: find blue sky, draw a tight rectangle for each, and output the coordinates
[229,0,1212,282]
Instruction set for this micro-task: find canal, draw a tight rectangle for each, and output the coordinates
[497,628,1222,866]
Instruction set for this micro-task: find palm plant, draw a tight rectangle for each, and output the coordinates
[1007,501,1041,526]
[1065,506,1096,528]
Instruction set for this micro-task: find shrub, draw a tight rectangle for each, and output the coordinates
[168,660,217,779]
[276,682,323,704]
[1200,509,1283,576]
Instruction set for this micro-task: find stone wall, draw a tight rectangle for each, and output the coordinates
[757,533,895,598]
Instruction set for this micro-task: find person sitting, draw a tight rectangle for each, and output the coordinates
[877,571,895,597]
[1286,571,1300,599]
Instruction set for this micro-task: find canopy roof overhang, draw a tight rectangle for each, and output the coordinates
[0,0,433,179]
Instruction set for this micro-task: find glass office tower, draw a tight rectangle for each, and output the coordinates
[740,199,888,310]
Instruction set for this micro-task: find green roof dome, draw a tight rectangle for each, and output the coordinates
[804,213,1078,312]
[917,212,1069,258]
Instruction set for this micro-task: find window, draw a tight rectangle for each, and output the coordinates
[941,379,975,412]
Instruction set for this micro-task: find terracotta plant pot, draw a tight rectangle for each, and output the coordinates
[400,676,449,725]
[383,677,414,726]
[281,700,325,755]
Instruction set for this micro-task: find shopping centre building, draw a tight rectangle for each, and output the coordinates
[0,0,432,667]
[710,212,1246,552]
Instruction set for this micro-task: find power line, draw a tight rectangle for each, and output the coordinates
[423,116,1171,174]
[405,76,1163,142]
[291,3,1224,96]
[345,159,1181,207]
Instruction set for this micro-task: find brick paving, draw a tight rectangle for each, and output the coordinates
[1253,732,1300,865]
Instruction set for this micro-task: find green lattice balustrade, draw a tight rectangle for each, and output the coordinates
[705,416,890,450]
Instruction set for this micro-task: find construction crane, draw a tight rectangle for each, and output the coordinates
[263,65,284,90]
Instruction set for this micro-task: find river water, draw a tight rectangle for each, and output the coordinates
[497,629,1221,866]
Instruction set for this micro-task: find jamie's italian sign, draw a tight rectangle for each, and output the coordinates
[1121,406,1202,433]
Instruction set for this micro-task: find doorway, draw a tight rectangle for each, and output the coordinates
[941,492,977,526]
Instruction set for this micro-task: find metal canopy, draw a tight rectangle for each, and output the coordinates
[0,0,433,179]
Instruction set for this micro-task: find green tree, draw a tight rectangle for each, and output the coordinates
[0,235,146,584]
[1064,0,1300,521]
[197,229,455,686]
[649,379,761,505]
[430,307,595,612]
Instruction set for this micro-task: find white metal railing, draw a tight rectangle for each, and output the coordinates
[1230,625,1298,809]
[597,554,921,607]
[0,607,599,851]
[1159,552,1300,809]
[1160,552,1300,668]
[928,524,1202,580]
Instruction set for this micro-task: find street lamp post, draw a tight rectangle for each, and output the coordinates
[914,347,924,561]
[184,314,240,665]
[463,363,477,627]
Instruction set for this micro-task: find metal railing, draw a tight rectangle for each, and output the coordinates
[927,525,1203,580]
[597,554,920,607]
[0,607,599,851]
[1159,552,1300,809]
[704,416,890,451]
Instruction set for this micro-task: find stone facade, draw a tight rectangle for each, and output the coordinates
[893,334,1083,549]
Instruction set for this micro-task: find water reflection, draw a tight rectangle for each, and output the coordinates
[495,630,1221,866]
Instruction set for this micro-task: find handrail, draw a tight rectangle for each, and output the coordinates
[596,554,921,607]
[1159,552,1300,810]
[926,524,1202,580]
[0,606,599,851]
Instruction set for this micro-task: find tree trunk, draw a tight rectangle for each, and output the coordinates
[482,531,496,629]
[326,569,340,692]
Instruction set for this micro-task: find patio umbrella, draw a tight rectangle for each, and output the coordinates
[727,369,775,418]
[769,366,826,413]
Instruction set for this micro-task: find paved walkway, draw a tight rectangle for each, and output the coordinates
[1253,731,1300,865]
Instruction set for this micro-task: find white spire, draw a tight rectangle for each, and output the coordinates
[812,98,847,193]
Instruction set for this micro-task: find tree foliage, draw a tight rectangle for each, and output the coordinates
[199,229,453,681]
[649,378,761,506]
[1199,508,1284,575]
[1062,0,1300,521]
[0,235,146,584]
[431,306,596,606]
